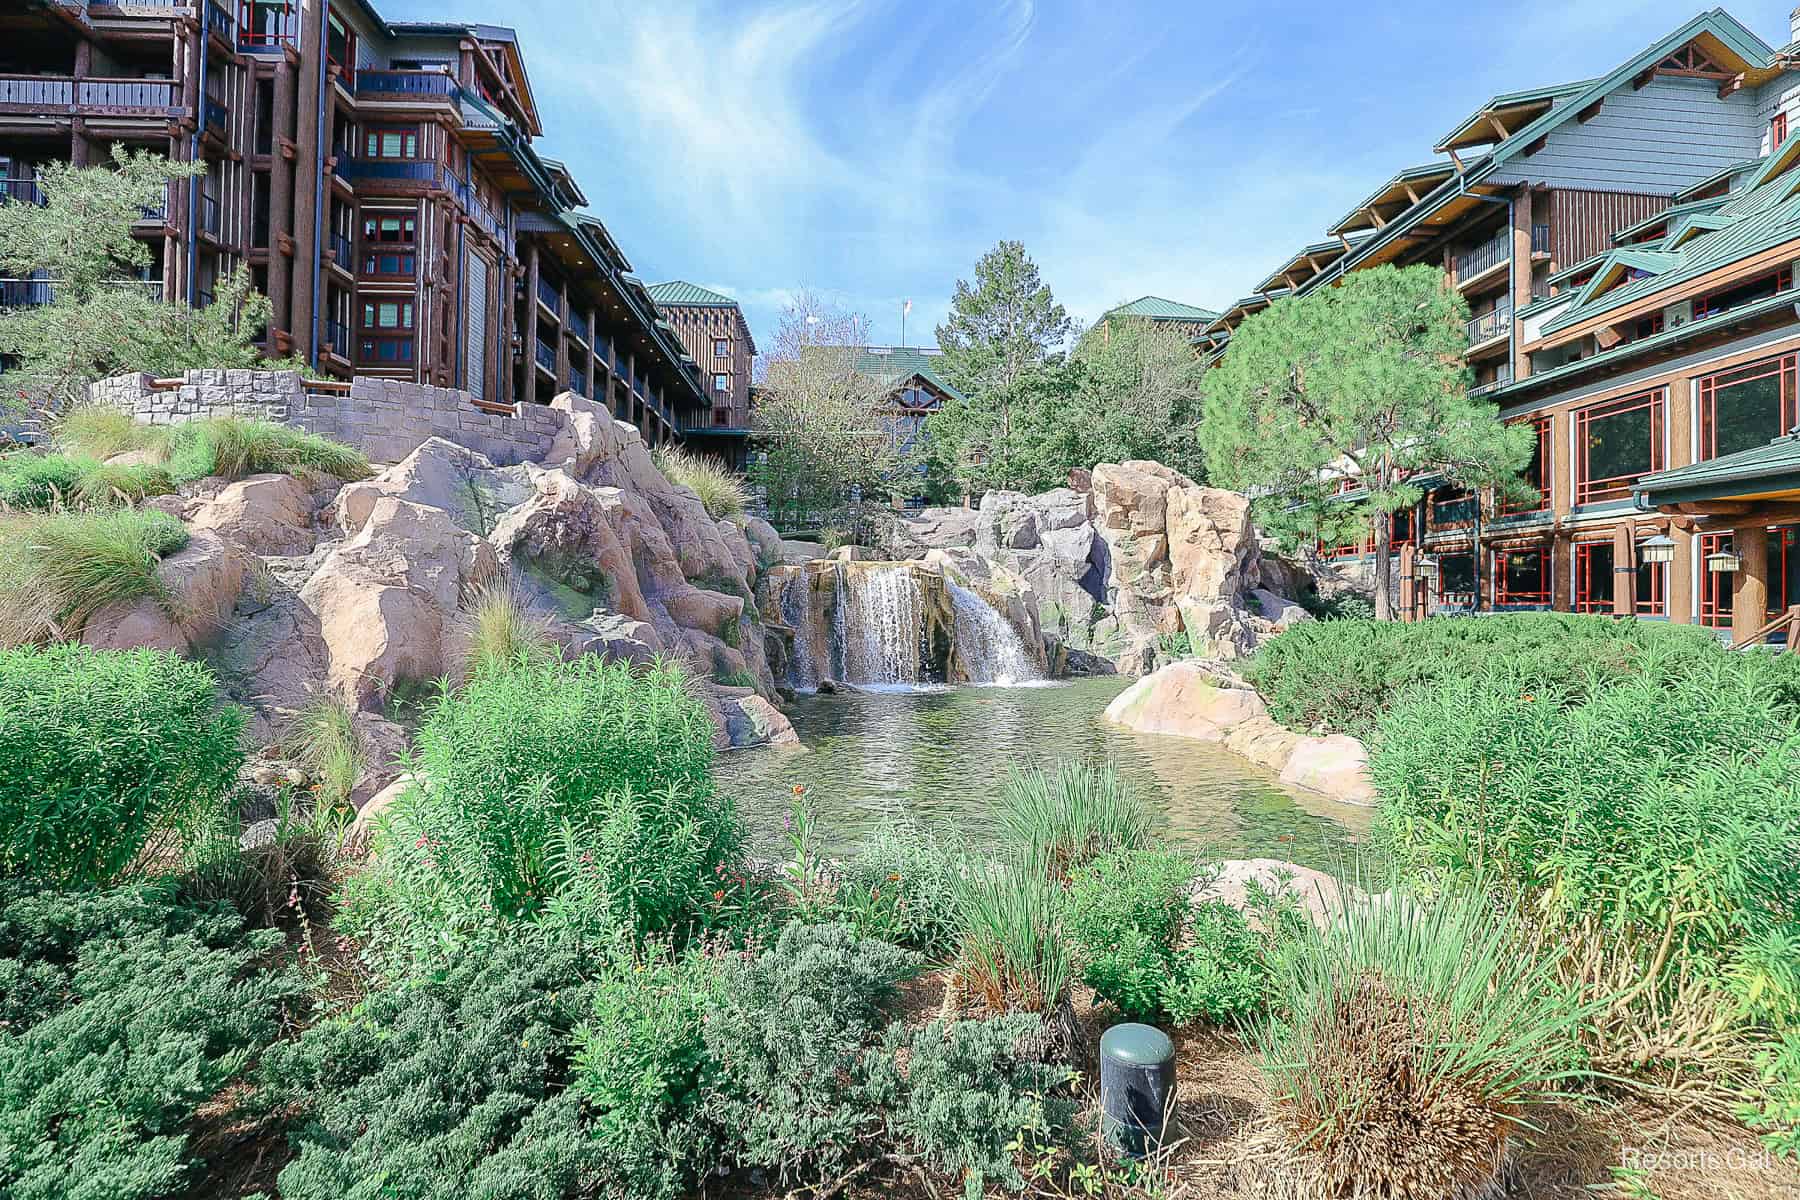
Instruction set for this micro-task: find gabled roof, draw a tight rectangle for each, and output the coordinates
[1634,431,1800,507]
[1435,79,1592,155]
[1674,157,1764,202]
[1540,159,1800,336]
[851,346,966,404]
[647,281,739,308]
[1612,195,1731,245]
[1104,296,1220,323]
[1326,163,1459,237]
[1255,238,1368,293]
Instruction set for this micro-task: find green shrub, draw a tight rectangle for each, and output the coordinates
[1247,613,1730,738]
[571,942,724,1200]
[1250,888,1587,1199]
[1064,847,1195,1018]
[999,762,1150,880]
[836,818,972,954]
[164,416,369,483]
[354,655,734,939]
[261,930,600,1200]
[0,880,297,1200]
[0,645,242,885]
[1743,1030,1800,1159]
[0,452,85,510]
[701,921,920,1185]
[1162,901,1269,1025]
[864,1015,1073,1194]
[652,445,749,521]
[0,508,189,646]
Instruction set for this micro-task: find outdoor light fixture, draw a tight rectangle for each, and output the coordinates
[1705,550,1742,573]
[1637,534,1676,565]
[1414,553,1439,579]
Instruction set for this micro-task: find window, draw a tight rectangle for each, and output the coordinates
[362,252,415,277]
[713,337,730,359]
[1432,487,1478,526]
[1700,532,1733,628]
[1437,553,1476,607]
[1699,353,1797,461]
[1693,267,1791,320]
[363,126,419,160]
[1627,311,1664,342]
[359,336,413,363]
[1389,507,1414,549]
[240,0,296,46]
[712,373,729,394]
[712,407,732,427]
[1774,112,1788,151]
[361,300,413,330]
[1704,527,1800,627]
[363,215,415,244]
[1575,389,1663,504]
[1493,547,1549,607]
[1501,415,1551,514]
[1781,526,1799,618]
[1573,540,1665,616]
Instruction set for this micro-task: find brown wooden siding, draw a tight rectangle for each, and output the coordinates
[1548,188,1670,269]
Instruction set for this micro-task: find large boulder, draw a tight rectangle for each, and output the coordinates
[334,437,531,537]
[1197,859,1361,931]
[892,506,980,555]
[80,529,245,654]
[186,473,318,556]
[298,496,498,710]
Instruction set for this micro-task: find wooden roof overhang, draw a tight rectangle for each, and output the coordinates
[1325,164,1457,239]
[1633,432,1800,521]
[1434,81,1588,159]
[1311,173,1511,289]
[1256,240,1357,293]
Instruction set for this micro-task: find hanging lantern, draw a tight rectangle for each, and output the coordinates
[1637,534,1676,565]
[1413,553,1439,580]
[1705,549,1742,573]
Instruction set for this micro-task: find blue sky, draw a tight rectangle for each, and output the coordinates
[383,0,1796,350]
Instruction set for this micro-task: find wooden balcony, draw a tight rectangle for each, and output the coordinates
[0,75,183,119]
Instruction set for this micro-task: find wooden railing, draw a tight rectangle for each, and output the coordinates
[0,75,180,112]
[1732,604,1800,652]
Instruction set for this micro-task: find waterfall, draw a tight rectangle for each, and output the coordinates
[844,566,926,685]
[779,569,819,689]
[949,581,1043,686]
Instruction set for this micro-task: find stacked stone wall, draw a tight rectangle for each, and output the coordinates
[88,370,571,467]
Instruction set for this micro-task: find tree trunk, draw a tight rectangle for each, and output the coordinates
[1373,509,1393,621]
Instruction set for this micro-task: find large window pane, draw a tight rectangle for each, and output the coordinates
[1702,355,1795,461]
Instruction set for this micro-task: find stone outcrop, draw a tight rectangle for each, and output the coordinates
[80,529,246,655]
[184,474,319,556]
[1197,859,1362,931]
[1104,661,1376,807]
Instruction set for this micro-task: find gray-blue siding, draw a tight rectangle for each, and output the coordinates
[1490,77,1764,195]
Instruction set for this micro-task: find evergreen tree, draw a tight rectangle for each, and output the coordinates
[1199,264,1534,620]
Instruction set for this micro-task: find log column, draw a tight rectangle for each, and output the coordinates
[1733,523,1770,643]
[1398,544,1417,622]
[1612,524,1635,617]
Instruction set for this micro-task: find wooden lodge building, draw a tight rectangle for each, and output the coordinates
[0,0,710,444]
[645,281,757,469]
[1206,7,1800,647]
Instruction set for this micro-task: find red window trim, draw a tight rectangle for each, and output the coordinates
[1501,415,1552,515]
[1574,388,1664,505]
[1774,112,1788,151]
[1493,546,1551,607]
[1698,352,1798,462]
[1693,266,1792,321]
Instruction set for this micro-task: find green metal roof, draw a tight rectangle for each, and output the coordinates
[1105,296,1220,323]
[1674,158,1766,203]
[1611,195,1731,245]
[647,280,739,307]
[851,346,967,403]
[1540,163,1800,336]
[1433,78,1593,152]
[1633,431,1800,506]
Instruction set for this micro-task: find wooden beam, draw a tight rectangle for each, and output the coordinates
[1632,67,1656,90]
[1487,115,1511,140]
[1447,147,1464,171]
[1719,73,1747,100]
[1524,133,1547,156]
[1578,99,1603,123]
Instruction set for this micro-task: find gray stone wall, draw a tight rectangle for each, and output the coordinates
[88,370,572,467]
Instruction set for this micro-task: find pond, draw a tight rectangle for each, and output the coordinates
[717,676,1373,868]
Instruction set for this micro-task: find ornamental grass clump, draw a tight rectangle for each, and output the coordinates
[456,579,558,677]
[0,644,243,885]
[653,444,749,521]
[0,507,188,646]
[164,415,370,483]
[353,654,736,943]
[999,761,1151,881]
[0,451,175,512]
[953,867,1080,1062]
[286,696,364,811]
[1250,890,1587,1200]
[55,405,169,461]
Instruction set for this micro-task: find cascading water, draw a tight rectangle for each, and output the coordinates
[948,581,1043,686]
[776,561,1045,691]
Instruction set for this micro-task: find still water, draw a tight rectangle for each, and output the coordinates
[717,676,1372,867]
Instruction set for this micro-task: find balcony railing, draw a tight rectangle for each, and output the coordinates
[1469,362,1514,397]
[534,339,556,372]
[536,274,561,316]
[568,307,590,344]
[204,1,236,41]
[1467,300,1512,346]
[0,278,54,308]
[356,69,459,99]
[339,159,435,183]
[566,369,585,397]
[1455,230,1511,283]
[238,8,299,49]
[0,179,45,207]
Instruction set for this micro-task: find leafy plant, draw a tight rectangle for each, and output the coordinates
[1742,1030,1800,1159]
[836,816,972,953]
[700,921,921,1185]
[0,452,86,510]
[261,928,600,1200]
[999,762,1150,880]
[653,444,749,521]
[1063,847,1195,1018]
[1162,901,1269,1025]
[0,508,189,646]
[1250,888,1588,1199]
[0,880,297,1200]
[0,644,243,885]
[351,655,735,944]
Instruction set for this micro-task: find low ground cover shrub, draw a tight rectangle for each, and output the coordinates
[0,644,242,884]
[1250,888,1587,1199]
[347,655,735,947]
[0,507,189,646]
[0,880,297,1200]
[1247,613,1731,738]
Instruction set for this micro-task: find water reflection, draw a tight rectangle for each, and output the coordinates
[717,677,1372,868]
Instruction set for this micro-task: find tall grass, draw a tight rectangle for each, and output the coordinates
[0,509,189,646]
[0,452,175,512]
[165,417,370,483]
[954,867,1073,1020]
[456,580,557,676]
[999,762,1150,880]
[1250,889,1588,1199]
[653,445,749,521]
[287,697,364,812]
[56,406,171,460]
